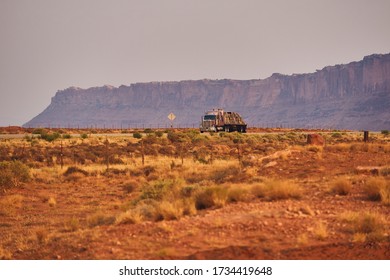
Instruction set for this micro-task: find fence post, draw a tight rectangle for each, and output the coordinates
[60,141,64,169]
[363,131,369,142]
[141,139,145,166]
[105,137,110,170]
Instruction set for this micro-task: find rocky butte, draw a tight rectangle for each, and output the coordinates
[24,53,390,130]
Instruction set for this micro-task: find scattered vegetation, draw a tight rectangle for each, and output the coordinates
[340,211,386,241]
[0,194,23,216]
[364,177,390,205]
[1,128,390,259]
[0,161,30,192]
[251,179,302,200]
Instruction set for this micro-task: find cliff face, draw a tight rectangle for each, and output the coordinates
[24,53,390,130]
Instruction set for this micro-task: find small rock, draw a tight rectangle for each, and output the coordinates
[300,206,315,216]
[264,161,277,168]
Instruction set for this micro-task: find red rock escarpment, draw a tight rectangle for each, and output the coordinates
[24,53,390,130]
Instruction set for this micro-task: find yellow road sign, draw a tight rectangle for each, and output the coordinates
[168,113,176,121]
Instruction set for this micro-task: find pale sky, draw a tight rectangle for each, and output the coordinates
[0,0,389,126]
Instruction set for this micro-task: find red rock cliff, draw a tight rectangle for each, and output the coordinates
[24,53,390,130]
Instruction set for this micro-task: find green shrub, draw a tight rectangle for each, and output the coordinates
[167,131,189,143]
[0,161,30,192]
[40,132,61,142]
[144,128,153,134]
[381,130,389,136]
[332,132,342,139]
[32,128,46,135]
[155,131,164,138]
[133,132,143,139]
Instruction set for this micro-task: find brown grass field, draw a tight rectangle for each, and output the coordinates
[0,127,389,260]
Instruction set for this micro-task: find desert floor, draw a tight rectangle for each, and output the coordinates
[0,127,389,259]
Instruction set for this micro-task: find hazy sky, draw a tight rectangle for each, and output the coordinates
[0,0,389,126]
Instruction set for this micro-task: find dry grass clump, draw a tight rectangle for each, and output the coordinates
[129,165,156,178]
[352,233,367,243]
[251,179,302,200]
[184,171,209,184]
[120,180,253,223]
[314,221,328,240]
[364,177,390,205]
[0,194,23,216]
[194,186,228,209]
[117,197,197,223]
[116,209,143,225]
[306,145,323,153]
[340,211,386,240]
[208,165,244,184]
[227,185,252,203]
[327,143,351,152]
[117,178,199,223]
[140,179,184,201]
[296,233,308,246]
[331,177,352,195]
[87,212,116,228]
[0,160,30,192]
[119,179,142,193]
[155,201,186,221]
[35,228,50,244]
[64,217,80,232]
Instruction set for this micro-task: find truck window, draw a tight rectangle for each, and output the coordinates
[203,115,216,120]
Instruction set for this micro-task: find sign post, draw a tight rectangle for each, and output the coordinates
[168,112,176,128]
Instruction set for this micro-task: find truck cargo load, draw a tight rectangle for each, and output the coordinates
[200,109,247,133]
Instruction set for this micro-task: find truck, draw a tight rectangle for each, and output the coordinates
[199,109,247,133]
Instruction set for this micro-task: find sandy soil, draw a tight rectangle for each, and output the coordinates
[0,129,389,260]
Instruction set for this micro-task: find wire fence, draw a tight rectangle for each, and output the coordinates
[22,122,341,131]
